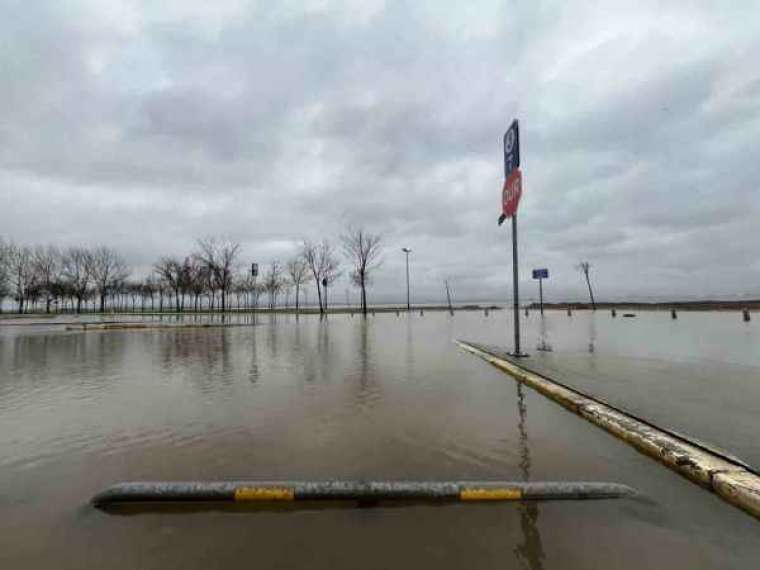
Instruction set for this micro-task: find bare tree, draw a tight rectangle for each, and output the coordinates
[142,276,158,312]
[153,257,183,312]
[202,263,216,310]
[322,258,341,313]
[253,282,266,310]
[0,238,11,313]
[177,257,196,311]
[302,239,340,314]
[61,246,92,314]
[186,260,208,311]
[232,276,249,310]
[237,273,257,311]
[6,242,35,313]
[341,226,382,316]
[282,281,293,308]
[32,245,62,314]
[216,240,241,310]
[111,279,127,311]
[577,261,596,310]
[286,256,308,312]
[155,276,167,312]
[194,237,241,312]
[302,241,321,311]
[123,280,141,312]
[50,279,70,313]
[90,246,129,313]
[263,260,284,309]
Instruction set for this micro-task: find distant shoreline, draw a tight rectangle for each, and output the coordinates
[530,300,759,312]
[0,299,757,320]
[0,305,496,320]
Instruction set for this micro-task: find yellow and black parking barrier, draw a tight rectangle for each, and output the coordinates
[92,480,635,507]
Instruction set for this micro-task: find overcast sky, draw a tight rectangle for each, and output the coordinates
[1,0,759,304]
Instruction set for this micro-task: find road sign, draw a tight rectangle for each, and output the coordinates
[503,119,520,177]
[251,263,259,277]
[502,168,522,218]
[532,268,547,315]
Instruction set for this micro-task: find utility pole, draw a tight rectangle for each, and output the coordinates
[402,247,412,311]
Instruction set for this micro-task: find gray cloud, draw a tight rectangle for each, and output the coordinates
[1,0,759,304]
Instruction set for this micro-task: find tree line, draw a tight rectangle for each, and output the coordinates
[0,227,382,316]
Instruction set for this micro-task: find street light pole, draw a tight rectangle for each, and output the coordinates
[402,248,412,311]
[250,263,258,313]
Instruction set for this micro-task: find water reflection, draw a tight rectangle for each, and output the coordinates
[3,332,115,394]
[351,319,382,412]
[267,316,280,359]
[588,314,597,354]
[536,316,553,352]
[405,313,415,377]
[315,316,340,383]
[514,383,546,570]
[358,319,370,389]
[248,328,259,384]
[159,329,234,390]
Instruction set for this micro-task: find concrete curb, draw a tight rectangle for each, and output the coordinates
[457,340,760,521]
[64,323,253,332]
[91,480,636,507]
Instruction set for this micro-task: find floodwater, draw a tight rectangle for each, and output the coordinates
[1,310,758,569]
[480,309,760,469]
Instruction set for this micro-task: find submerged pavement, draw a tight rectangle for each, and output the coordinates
[490,350,760,472]
[458,341,760,520]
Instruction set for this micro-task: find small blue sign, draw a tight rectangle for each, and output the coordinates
[532,268,549,279]
[503,119,520,177]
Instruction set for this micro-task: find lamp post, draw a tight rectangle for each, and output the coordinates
[250,263,258,311]
[402,247,412,311]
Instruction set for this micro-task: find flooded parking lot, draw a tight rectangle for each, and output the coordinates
[1,310,758,568]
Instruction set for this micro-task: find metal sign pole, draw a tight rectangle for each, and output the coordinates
[539,278,544,316]
[511,213,521,356]
[501,118,524,357]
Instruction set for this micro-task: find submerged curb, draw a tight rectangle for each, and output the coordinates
[456,340,760,521]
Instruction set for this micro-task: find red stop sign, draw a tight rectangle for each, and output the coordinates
[502,168,522,218]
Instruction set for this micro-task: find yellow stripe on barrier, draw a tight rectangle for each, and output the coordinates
[459,488,522,501]
[234,487,295,501]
